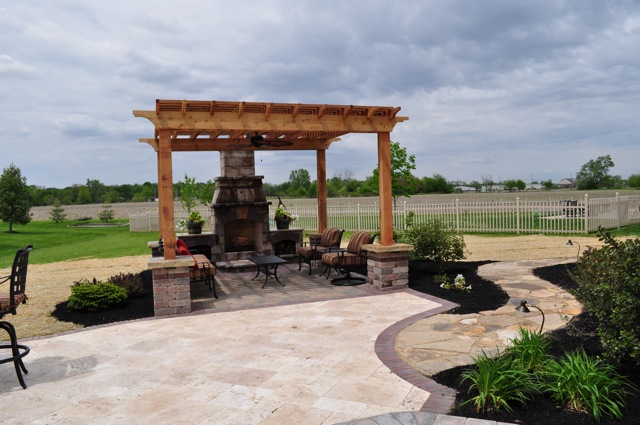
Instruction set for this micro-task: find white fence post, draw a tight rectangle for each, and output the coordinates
[455,199,460,232]
[516,197,520,234]
[584,194,589,234]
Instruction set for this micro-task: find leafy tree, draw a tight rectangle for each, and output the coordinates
[576,155,615,190]
[76,186,92,204]
[420,174,453,194]
[503,179,526,192]
[369,141,417,206]
[542,179,555,190]
[197,179,215,205]
[468,180,482,192]
[289,169,311,189]
[628,174,640,188]
[177,174,198,213]
[86,179,106,203]
[0,163,32,233]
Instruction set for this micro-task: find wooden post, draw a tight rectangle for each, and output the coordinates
[158,129,176,259]
[156,150,164,239]
[316,149,328,232]
[378,132,393,245]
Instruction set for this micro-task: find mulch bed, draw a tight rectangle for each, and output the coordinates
[51,270,154,326]
[51,261,640,424]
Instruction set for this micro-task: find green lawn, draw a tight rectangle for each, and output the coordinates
[0,221,158,268]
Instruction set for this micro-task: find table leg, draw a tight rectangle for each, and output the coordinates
[272,264,284,286]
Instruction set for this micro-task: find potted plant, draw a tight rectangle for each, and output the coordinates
[274,206,297,230]
[186,211,205,234]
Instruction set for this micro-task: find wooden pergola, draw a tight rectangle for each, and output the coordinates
[134,99,408,259]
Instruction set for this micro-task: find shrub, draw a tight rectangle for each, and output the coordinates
[459,349,538,414]
[570,229,640,364]
[541,348,635,422]
[400,218,466,272]
[99,204,115,222]
[67,279,128,312]
[107,272,145,297]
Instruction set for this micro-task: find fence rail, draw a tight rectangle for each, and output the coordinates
[129,194,640,234]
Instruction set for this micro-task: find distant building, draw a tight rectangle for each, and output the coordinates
[557,178,576,188]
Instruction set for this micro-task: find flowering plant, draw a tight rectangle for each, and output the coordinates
[187,211,205,226]
[438,273,472,292]
[274,206,297,223]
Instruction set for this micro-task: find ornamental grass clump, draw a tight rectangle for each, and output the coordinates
[459,349,539,415]
[67,278,128,312]
[506,327,551,373]
[541,348,636,422]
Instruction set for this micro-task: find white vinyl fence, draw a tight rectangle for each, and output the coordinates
[130,194,640,234]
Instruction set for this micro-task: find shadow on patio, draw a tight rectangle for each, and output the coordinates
[190,262,377,314]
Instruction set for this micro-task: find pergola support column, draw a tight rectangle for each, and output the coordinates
[377,132,394,245]
[316,149,327,232]
[158,129,176,259]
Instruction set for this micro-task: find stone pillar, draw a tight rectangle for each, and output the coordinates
[147,257,194,316]
[363,243,413,290]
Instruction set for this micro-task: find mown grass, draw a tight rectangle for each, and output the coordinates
[0,220,158,268]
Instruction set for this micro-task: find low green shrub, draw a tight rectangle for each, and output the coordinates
[67,279,128,312]
[399,218,466,272]
[570,228,640,365]
[541,348,635,422]
[459,349,538,414]
[107,272,145,297]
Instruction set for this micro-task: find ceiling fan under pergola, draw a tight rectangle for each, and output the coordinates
[241,132,294,148]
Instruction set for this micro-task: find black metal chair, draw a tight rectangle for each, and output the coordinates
[0,245,32,389]
[321,232,374,286]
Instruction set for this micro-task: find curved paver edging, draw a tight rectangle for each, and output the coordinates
[375,259,580,415]
[374,289,459,413]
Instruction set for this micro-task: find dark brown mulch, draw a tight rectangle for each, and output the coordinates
[425,262,640,425]
[51,270,154,327]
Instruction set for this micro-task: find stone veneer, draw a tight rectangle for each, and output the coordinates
[363,243,413,290]
[147,257,193,316]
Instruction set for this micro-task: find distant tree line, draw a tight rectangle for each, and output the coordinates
[18,152,640,208]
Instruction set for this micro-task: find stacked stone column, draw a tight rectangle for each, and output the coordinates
[148,257,193,316]
[363,243,413,290]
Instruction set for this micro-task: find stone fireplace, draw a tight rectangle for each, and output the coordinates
[210,151,273,262]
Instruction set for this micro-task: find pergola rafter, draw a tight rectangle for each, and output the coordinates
[134,99,408,260]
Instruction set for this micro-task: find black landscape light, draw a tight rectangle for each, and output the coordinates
[566,239,581,261]
[515,300,545,334]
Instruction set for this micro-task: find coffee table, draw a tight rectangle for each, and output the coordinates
[249,255,287,288]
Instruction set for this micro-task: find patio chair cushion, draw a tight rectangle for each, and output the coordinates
[0,293,27,312]
[321,231,374,268]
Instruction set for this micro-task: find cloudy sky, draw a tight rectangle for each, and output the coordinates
[2,1,639,188]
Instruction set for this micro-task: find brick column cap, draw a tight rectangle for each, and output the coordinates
[147,256,194,269]
[362,243,413,253]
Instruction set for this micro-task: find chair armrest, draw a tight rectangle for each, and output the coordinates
[0,275,9,285]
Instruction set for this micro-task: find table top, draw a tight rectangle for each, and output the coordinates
[249,255,287,266]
